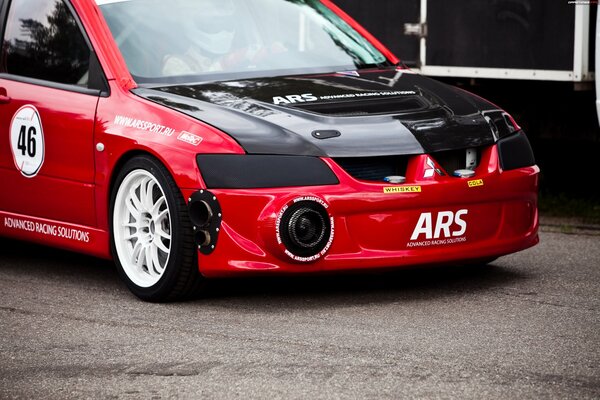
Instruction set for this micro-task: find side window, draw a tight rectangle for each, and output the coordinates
[3,0,90,86]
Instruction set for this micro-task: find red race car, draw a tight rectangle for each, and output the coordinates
[0,0,539,301]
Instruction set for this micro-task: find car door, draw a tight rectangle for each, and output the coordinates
[0,0,108,227]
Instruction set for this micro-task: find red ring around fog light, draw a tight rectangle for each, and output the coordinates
[275,197,334,263]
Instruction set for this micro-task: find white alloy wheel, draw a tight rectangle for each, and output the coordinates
[113,169,172,288]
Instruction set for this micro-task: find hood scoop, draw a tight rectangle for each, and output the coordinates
[291,96,428,117]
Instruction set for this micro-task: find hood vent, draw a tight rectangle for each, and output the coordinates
[293,96,426,117]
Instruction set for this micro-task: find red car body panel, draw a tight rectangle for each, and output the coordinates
[0,0,539,275]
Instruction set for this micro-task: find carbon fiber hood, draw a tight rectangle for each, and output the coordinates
[134,68,501,157]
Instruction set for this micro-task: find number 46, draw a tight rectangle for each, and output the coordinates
[18,125,36,158]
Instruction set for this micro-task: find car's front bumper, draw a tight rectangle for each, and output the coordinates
[184,145,539,277]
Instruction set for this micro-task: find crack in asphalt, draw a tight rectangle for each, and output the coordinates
[492,290,599,312]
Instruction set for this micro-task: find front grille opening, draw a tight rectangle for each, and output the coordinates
[431,147,482,174]
[334,155,409,182]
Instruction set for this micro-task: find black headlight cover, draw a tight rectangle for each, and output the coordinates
[196,154,339,189]
[483,110,519,139]
[497,131,536,171]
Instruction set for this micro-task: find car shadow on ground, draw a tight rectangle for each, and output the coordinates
[0,238,530,307]
[0,238,118,286]
[199,263,528,310]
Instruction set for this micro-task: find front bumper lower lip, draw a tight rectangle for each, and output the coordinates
[221,228,539,274]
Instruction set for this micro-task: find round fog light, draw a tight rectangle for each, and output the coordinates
[278,200,333,261]
[289,208,326,249]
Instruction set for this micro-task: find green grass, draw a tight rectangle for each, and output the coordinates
[539,193,600,225]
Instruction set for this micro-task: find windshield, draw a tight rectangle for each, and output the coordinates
[97,0,389,84]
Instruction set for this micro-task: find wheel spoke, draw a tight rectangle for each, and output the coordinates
[142,178,156,210]
[129,186,144,213]
[131,241,143,264]
[126,196,142,218]
[155,225,171,241]
[151,196,166,216]
[136,244,148,271]
[124,230,137,241]
[151,245,164,274]
[144,245,155,274]
[155,237,170,254]
[122,220,139,241]
[155,208,169,225]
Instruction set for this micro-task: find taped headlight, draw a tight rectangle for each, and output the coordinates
[497,132,536,171]
[196,155,339,189]
[483,110,520,139]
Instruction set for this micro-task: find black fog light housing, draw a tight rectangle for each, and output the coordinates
[188,190,222,255]
[276,198,334,262]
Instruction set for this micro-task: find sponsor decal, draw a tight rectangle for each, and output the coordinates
[10,105,45,178]
[275,196,334,263]
[177,131,203,146]
[407,209,468,248]
[113,115,176,136]
[272,93,318,105]
[383,186,422,194]
[4,216,90,243]
[272,90,417,105]
[468,179,484,188]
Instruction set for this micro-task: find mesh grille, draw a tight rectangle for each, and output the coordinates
[334,156,409,182]
[335,148,483,182]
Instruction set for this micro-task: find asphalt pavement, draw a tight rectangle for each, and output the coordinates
[0,226,598,399]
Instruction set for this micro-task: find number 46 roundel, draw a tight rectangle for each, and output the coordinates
[10,105,45,178]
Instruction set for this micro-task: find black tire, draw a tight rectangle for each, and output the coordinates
[109,155,203,302]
